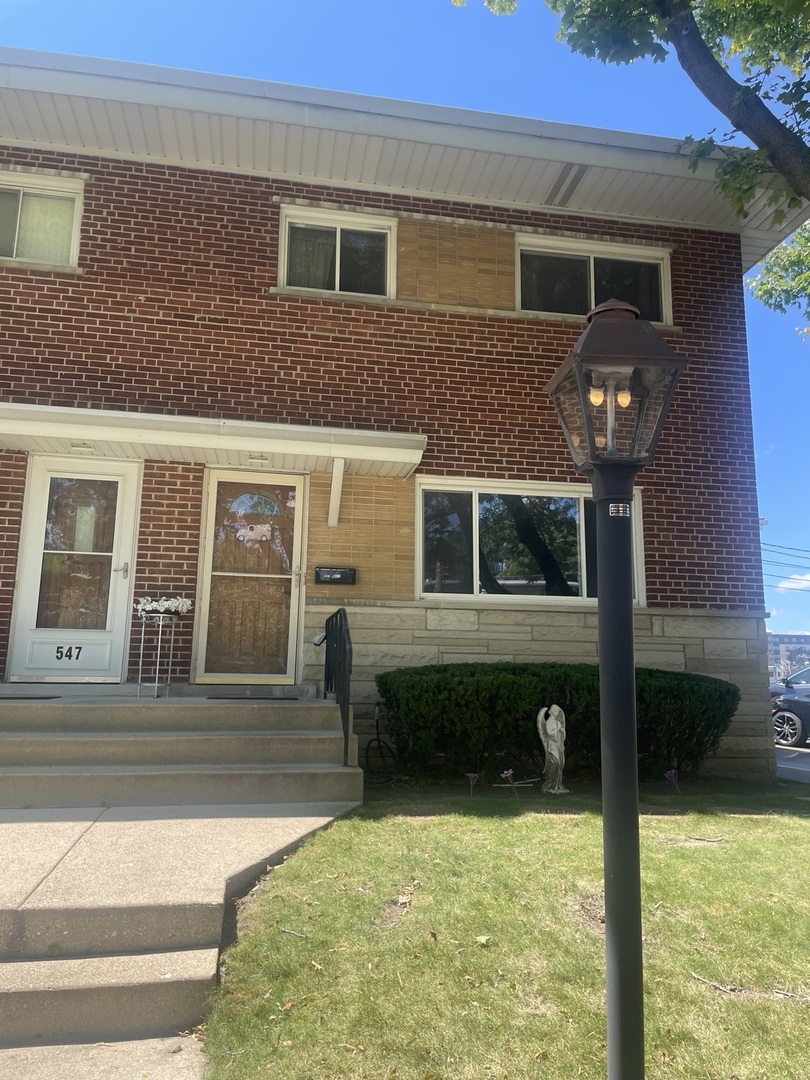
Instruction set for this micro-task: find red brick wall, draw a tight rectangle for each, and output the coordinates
[0,451,28,673]
[0,147,763,615]
[128,461,204,682]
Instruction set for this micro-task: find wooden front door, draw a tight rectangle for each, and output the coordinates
[195,472,304,684]
[8,458,140,682]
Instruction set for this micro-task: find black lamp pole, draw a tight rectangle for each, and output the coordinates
[591,462,645,1079]
[545,300,689,1080]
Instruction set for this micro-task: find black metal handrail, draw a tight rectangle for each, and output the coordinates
[323,607,353,766]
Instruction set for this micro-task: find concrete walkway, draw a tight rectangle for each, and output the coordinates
[0,800,358,1078]
[0,1035,207,1080]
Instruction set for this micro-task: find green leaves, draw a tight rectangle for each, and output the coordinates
[452,0,519,12]
[748,221,810,320]
[681,136,804,220]
[547,1,668,66]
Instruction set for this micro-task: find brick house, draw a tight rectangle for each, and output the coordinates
[0,47,800,780]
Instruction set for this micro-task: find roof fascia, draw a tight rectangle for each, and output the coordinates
[0,46,723,184]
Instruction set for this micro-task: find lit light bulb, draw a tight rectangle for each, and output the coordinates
[616,389,632,408]
[589,386,605,407]
[595,434,607,449]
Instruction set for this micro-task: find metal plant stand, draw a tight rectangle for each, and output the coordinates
[137,613,179,698]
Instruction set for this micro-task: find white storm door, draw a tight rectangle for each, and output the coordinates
[196,472,304,684]
[8,459,140,682]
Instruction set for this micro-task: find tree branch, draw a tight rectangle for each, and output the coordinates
[656,0,810,201]
[500,495,576,596]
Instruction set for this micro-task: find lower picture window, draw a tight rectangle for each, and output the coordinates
[422,486,601,598]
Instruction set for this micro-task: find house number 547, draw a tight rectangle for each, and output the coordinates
[55,646,83,660]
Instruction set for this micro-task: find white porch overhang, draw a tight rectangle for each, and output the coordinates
[0,403,427,523]
[0,47,805,269]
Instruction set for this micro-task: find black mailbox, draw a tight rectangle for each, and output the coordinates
[314,566,357,585]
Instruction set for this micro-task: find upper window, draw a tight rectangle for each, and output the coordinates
[519,236,670,323]
[280,207,395,298]
[0,173,83,267]
[419,480,643,602]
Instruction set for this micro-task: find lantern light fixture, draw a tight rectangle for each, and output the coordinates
[545,299,688,480]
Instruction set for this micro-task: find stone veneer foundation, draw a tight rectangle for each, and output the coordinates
[303,601,774,783]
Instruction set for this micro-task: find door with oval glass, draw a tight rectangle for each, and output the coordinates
[195,472,304,684]
[8,458,140,682]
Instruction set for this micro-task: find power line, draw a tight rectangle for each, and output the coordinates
[764,577,810,592]
[762,542,810,556]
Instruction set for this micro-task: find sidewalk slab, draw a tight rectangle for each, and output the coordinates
[0,1035,206,1080]
[1,801,356,923]
[0,799,359,1055]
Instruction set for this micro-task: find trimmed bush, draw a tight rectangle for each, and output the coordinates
[375,662,740,780]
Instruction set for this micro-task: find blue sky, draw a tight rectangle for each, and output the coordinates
[2,0,808,632]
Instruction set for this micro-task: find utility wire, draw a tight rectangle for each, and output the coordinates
[764,577,810,592]
[762,542,810,555]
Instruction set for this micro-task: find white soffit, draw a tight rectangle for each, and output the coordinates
[0,403,427,477]
[0,47,805,268]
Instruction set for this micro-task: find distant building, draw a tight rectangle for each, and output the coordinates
[767,633,810,679]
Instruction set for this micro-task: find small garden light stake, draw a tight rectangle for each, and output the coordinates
[664,768,681,795]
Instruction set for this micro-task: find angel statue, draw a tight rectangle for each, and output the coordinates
[536,704,569,794]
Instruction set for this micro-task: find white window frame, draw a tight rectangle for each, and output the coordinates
[0,171,84,268]
[279,205,397,299]
[516,234,672,325]
[416,477,646,606]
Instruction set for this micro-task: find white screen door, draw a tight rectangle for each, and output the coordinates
[8,458,140,682]
[195,472,303,684]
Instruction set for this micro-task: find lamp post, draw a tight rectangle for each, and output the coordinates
[545,299,689,1080]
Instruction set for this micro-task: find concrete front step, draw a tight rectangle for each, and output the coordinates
[0,700,342,733]
[0,763,363,808]
[0,948,218,1047]
[0,698,360,1045]
[1,802,358,1046]
[0,901,224,960]
[0,730,345,766]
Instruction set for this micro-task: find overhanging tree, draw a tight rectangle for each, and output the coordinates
[749,220,810,327]
[454,0,810,318]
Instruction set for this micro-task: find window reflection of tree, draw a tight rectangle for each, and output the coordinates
[37,477,118,629]
[480,495,578,597]
[423,490,579,597]
[423,492,474,593]
[43,478,117,553]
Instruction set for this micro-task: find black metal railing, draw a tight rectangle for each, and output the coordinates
[323,607,353,766]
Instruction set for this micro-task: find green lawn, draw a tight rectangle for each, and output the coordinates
[204,778,810,1079]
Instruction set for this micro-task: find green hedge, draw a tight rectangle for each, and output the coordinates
[375,662,740,780]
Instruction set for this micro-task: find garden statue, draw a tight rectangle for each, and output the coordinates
[537,704,569,794]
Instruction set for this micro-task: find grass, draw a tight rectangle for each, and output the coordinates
[204,777,810,1079]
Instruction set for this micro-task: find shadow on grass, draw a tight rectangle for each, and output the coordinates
[359,771,810,821]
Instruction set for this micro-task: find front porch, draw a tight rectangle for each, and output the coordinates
[0,691,362,809]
